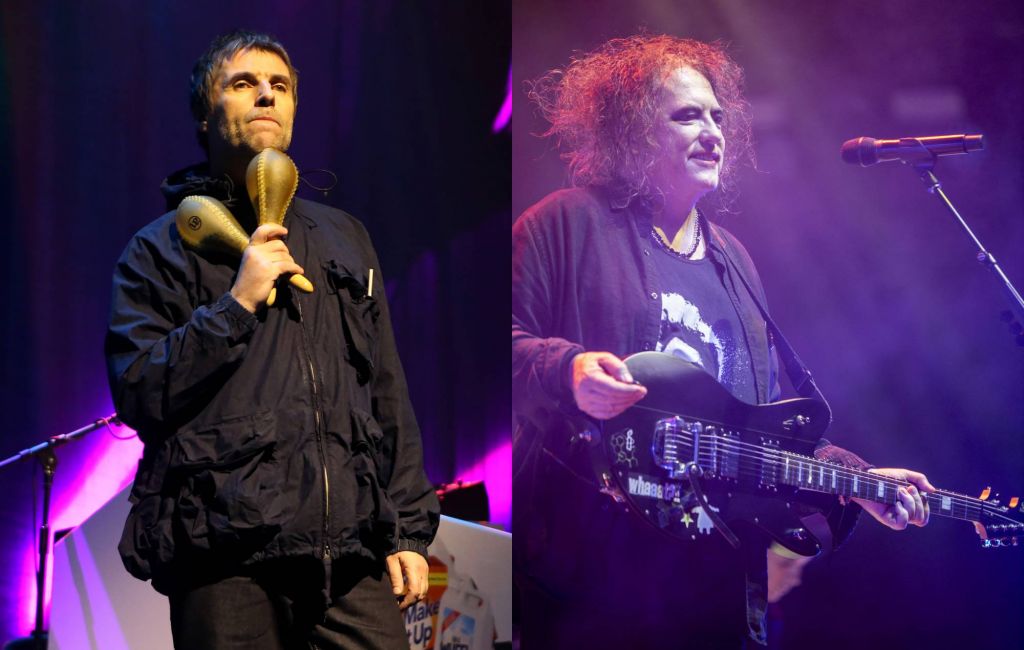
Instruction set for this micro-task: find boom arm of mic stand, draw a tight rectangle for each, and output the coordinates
[908,154,1024,346]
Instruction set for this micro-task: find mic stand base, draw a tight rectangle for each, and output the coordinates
[3,632,48,650]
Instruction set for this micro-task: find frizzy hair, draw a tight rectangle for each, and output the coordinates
[528,34,753,212]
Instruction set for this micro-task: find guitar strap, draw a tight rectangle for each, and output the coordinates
[714,233,833,423]
[715,231,835,645]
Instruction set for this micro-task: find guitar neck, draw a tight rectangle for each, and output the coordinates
[773,449,991,523]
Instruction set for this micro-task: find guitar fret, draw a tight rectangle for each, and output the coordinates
[767,455,998,531]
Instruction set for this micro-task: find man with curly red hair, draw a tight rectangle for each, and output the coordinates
[512,35,934,647]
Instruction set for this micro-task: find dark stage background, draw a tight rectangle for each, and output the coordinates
[514,1,1023,648]
[0,0,509,643]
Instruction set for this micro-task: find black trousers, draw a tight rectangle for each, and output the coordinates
[515,453,751,649]
[168,558,408,650]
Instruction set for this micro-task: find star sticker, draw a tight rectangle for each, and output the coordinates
[681,512,693,528]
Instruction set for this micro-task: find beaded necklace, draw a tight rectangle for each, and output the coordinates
[651,212,703,259]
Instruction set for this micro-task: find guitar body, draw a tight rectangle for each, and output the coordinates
[601,352,835,556]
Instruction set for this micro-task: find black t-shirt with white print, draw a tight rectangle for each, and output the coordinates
[650,239,757,404]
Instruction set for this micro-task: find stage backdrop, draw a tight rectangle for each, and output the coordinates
[514,0,1023,648]
[0,0,509,643]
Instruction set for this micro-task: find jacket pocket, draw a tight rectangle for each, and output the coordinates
[172,410,287,550]
[325,261,380,385]
[349,407,398,548]
[120,441,177,581]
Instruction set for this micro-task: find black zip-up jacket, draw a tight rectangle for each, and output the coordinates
[106,164,439,595]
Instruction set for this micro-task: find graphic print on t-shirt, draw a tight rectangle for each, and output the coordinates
[651,254,756,403]
[658,291,723,366]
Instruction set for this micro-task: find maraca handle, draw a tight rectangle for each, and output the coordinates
[266,274,313,307]
[289,274,314,293]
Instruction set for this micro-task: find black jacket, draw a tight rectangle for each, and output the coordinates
[512,187,782,420]
[511,187,865,644]
[106,164,439,595]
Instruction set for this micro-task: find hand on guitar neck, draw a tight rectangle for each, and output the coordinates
[570,352,647,420]
[852,468,938,530]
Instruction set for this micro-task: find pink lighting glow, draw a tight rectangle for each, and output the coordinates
[455,438,512,530]
[492,66,512,133]
[15,416,141,635]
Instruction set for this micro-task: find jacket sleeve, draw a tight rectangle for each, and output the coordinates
[511,211,585,424]
[104,229,258,441]
[363,244,440,558]
[809,441,870,549]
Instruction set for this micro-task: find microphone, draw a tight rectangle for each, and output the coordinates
[841,134,983,166]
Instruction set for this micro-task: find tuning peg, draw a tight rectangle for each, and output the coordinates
[979,486,992,501]
[1009,496,1019,509]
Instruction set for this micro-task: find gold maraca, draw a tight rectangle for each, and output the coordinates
[246,148,313,302]
[246,147,298,227]
[175,195,313,306]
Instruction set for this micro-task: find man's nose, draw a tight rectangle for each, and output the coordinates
[700,122,723,147]
[255,81,276,107]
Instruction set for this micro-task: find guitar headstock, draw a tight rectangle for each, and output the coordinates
[974,487,1024,548]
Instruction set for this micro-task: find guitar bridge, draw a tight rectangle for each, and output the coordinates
[652,416,700,479]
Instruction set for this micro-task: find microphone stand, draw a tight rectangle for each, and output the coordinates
[0,415,121,650]
[904,146,1024,346]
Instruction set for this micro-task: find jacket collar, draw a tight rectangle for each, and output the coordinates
[601,186,729,254]
[161,162,316,231]
[161,162,240,211]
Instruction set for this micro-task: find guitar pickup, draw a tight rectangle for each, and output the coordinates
[758,437,781,489]
[717,429,740,481]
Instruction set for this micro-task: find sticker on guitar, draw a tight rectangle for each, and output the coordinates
[610,429,639,468]
[626,473,684,501]
[691,505,720,535]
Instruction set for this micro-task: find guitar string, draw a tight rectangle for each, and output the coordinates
[648,432,1021,526]
[692,436,998,514]
[657,427,996,507]
[616,405,1020,525]
[711,448,1019,526]
[677,447,1021,528]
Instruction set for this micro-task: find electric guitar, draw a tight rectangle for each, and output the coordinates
[596,352,1023,555]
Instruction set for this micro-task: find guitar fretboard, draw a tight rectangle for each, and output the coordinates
[692,432,1010,526]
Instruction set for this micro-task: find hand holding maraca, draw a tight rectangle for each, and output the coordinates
[230,223,306,313]
[175,193,314,311]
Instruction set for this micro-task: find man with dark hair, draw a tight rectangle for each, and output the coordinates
[106,30,438,649]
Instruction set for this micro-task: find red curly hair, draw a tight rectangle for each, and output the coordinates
[529,35,752,211]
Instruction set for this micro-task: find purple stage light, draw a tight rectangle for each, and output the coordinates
[455,437,512,530]
[492,66,512,133]
[14,415,141,635]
